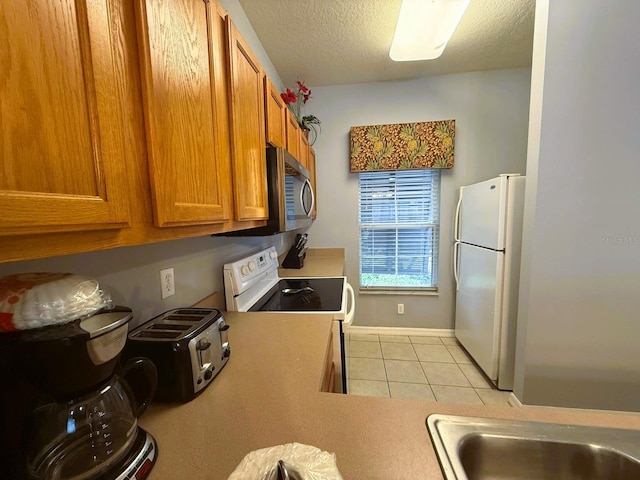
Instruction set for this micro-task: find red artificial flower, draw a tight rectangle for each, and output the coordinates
[280,88,297,104]
[296,80,309,94]
[302,90,311,104]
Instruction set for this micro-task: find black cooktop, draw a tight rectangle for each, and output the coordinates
[249,278,345,312]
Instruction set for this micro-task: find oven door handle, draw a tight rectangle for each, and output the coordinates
[344,282,355,326]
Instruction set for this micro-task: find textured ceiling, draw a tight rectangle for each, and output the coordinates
[237,0,535,87]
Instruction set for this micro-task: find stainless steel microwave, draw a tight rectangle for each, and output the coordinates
[227,147,314,236]
[279,148,314,231]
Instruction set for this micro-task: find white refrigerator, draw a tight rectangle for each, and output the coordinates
[454,174,525,390]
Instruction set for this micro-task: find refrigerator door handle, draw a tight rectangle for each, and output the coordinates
[454,190,463,242]
[453,241,460,291]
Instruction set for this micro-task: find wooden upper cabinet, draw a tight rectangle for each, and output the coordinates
[264,76,286,148]
[308,147,317,219]
[298,131,310,170]
[0,1,131,236]
[227,20,268,221]
[135,0,232,227]
[285,109,301,161]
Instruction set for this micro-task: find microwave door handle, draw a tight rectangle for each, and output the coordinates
[301,178,314,217]
[308,179,315,217]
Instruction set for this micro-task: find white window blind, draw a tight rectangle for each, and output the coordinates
[358,169,440,290]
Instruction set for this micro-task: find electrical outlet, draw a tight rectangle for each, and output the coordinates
[397,303,404,315]
[160,268,175,299]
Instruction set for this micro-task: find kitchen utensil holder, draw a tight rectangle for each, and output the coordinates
[282,246,306,269]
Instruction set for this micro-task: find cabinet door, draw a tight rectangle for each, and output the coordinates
[308,147,317,219]
[135,0,232,227]
[298,131,310,169]
[285,109,301,160]
[264,76,286,148]
[227,20,268,221]
[0,1,130,236]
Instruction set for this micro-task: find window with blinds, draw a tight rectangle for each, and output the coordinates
[358,169,440,290]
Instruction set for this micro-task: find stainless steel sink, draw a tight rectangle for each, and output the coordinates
[427,414,640,480]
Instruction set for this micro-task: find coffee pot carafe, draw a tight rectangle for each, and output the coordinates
[25,357,157,480]
[1,275,160,479]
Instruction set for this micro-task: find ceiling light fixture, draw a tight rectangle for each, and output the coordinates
[389,0,471,62]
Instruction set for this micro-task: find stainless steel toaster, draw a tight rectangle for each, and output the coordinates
[125,308,230,402]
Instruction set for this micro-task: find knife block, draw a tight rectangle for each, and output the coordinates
[282,245,306,269]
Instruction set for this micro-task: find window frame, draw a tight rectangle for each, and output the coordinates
[357,169,441,294]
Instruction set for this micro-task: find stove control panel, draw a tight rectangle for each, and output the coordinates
[237,252,271,278]
[223,246,280,297]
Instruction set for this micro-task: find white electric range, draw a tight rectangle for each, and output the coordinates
[223,246,354,393]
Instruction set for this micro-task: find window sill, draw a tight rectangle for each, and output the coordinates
[358,289,439,297]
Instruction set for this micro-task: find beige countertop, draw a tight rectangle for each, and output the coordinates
[279,248,345,277]
[139,312,640,479]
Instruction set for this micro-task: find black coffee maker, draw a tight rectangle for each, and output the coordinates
[0,306,158,480]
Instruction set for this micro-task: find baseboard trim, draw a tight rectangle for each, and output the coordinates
[508,392,523,408]
[349,325,455,337]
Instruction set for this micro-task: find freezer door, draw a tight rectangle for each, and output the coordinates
[458,176,509,250]
[455,243,504,382]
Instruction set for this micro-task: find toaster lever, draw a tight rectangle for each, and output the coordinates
[196,339,211,350]
[219,323,230,331]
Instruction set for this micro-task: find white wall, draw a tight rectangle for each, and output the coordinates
[514,0,640,412]
[513,0,548,399]
[307,69,531,328]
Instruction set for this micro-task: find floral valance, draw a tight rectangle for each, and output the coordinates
[350,120,455,172]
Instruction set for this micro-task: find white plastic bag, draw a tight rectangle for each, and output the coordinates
[0,273,112,331]
[228,442,343,480]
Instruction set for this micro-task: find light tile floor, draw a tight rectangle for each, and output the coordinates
[347,333,512,406]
